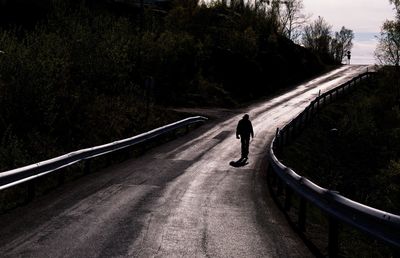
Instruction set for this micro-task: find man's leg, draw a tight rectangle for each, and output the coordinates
[242,137,249,158]
[241,137,246,158]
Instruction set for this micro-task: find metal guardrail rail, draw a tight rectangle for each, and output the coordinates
[0,116,207,191]
[268,72,400,257]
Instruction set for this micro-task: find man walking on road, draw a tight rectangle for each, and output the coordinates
[236,114,254,159]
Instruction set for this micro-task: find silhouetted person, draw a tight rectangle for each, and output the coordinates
[347,51,351,64]
[236,114,254,159]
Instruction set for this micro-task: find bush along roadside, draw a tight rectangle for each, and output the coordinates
[280,68,400,257]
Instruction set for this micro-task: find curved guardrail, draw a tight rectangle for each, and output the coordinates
[0,116,208,191]
[268,72,400,256]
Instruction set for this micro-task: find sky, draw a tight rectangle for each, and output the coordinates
[302,0,396,64]
[205,0,396,64]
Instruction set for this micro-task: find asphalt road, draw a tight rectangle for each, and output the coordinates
[0,65,369,257]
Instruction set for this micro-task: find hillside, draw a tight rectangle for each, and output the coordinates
[0,0,329,171]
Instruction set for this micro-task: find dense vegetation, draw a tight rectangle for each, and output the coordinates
[281,68,400,215]
[375,0,400,66]
[0,0,332,171]
[282,0,400,216]
[280,1,400,254]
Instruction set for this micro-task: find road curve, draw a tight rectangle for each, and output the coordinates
[0,65,369,257]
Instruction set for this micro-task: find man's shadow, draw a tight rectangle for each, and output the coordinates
[229,157,249,167]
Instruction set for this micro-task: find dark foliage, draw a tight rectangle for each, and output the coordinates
[0,0,326,171]
[281,68,400,257]
[282,68,400,215]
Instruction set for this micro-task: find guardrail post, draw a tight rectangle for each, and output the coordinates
[310,102,315,119]
[291,123,296,142]
[26,180,35,203]
[300,113,305,129]
[304,106,309,124]
[275,128,282,151]
[58,171,65,186]
[298,197,307,232]
[286,127,291,144]
[298,113,304,130]
[296,116,300,132]
[292,120,297,138]
[84,159,91,174]
[328,217,339,258]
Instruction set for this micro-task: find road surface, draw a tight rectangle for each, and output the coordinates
[0,65,368,257]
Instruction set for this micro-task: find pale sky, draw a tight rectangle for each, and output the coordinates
[302,0,396,64]
[303,0,395,32]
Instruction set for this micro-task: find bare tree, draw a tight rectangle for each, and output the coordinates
[389,0,400,15]
[230,0,245,10]
[302,16,332,56]
[375,19,400,66]
[264,0,283,30]
[278,0,309,42]
[331,26,354,63]
[374,1,400,95]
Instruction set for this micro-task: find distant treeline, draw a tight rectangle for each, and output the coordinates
[0,0,330,171]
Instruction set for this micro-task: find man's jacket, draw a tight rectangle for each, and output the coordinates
[236,119,254,138]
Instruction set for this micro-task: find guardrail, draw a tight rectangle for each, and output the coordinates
[268,72,400,257]
[0,116,207,196]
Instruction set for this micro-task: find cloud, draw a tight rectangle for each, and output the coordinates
[351,33,379,64]
[303,0,395,32]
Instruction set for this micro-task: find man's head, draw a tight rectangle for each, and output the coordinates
[243,114,249,120]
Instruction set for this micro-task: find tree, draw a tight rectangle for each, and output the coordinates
[302,16,332,58]
[389,0,400,16]
[375,0,400,96]
[265,0,282,31]
[278,0,308,42]
[230,0,245,10]
[331,26,354,63]
[375,0,400,67]
[375,20,400,66]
